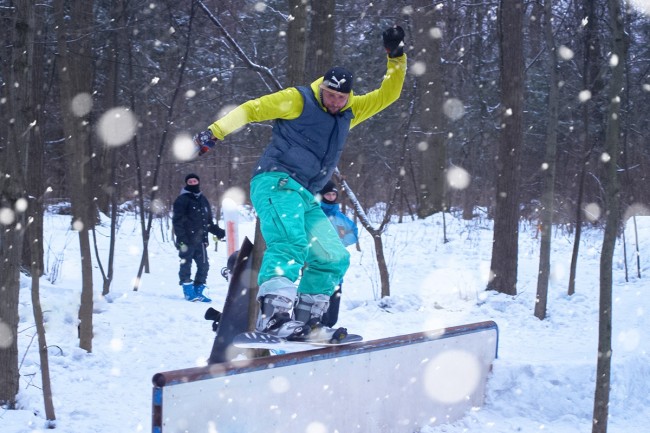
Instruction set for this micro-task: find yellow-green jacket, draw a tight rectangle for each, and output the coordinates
[208,54,407,192]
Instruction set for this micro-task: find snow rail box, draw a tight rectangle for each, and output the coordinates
[151,320,498,433]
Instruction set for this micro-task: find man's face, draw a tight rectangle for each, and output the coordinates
[321,88,349,114]
[187,178,199,186]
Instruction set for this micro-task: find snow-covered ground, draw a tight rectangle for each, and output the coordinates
[3,207,649,432]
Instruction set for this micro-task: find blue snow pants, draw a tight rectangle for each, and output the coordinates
[250,172,350,296]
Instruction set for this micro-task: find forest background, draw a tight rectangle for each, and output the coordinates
[1,1,649,430]
[3,0,650,226]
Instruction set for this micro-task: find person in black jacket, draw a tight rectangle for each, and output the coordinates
[172,173,225,302]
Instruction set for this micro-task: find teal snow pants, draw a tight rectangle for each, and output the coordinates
[250,172,350,296]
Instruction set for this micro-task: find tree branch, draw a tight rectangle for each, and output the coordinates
[194,0,283,92]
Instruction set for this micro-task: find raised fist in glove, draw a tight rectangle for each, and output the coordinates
[193,130,217,156]
[382,25,405,58]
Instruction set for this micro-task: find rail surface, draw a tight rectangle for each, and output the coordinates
[152,320,499,433]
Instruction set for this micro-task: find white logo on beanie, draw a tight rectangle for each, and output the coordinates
[328,75,347,90]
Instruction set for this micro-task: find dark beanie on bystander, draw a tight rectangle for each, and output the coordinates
[319,181,339,204]
[185,173,200,183]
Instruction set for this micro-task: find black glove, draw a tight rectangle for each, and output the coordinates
[214,226,226,240]
[204,307,222,332]
[382,25,405,58]
[193,130,217,156]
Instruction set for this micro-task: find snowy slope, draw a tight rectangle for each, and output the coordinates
[3,209,649,433]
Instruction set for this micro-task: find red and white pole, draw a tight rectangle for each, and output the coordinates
[222,198,239,256]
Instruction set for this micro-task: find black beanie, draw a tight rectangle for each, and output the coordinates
[321,67,353,94]
[319,181,338,204]
[185,173,200,183]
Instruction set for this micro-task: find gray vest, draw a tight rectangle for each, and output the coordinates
[253,86,353,193]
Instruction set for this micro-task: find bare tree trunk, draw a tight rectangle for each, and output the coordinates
[92,211,118,297]
[568,154,589,296]
[413,1,447,218]
[21,3,46,276]
[54,0,96,352]
[0,0,33,406]
[26,3,54,417]
[373,234,391,298]
[462,5,489,220]
[0,203,24,409]
[286,0,308,85]
[94,0,126,216]
[30,231,56,422]
[103,192,118,296]
[305,0,334,80]
[568,0,602,296]
[337,174,392,299]
[92,0,125,296]
[535,0,560,320]
[592,2,624,431]
[487,0,525,296]
[125,38,150,275]
[77,232,95,351]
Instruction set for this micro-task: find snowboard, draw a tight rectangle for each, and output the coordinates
[233,330,363,352]
[207,237,256,364]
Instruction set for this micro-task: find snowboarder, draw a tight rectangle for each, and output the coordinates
[172,173,226,302]
[193,25,407,338]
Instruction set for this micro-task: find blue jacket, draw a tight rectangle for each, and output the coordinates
[253,86,353,193]
[320,202,359,247]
